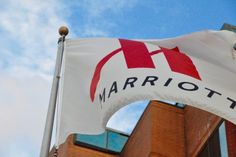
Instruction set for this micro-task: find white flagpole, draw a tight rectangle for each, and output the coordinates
[40,26,69,157]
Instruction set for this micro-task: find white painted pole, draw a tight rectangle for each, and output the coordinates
[40,26,69,157]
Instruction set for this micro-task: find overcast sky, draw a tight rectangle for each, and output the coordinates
[0,0,235,156]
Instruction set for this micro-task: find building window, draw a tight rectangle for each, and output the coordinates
[219,122,229,157]
[198,122,228,157]
[74,129,129,154]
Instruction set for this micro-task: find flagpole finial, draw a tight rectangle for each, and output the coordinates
[59,26,69,37]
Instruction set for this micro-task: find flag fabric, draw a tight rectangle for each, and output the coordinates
[57,30,236,145]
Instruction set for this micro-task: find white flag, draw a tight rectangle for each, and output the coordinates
[57,30,236,145]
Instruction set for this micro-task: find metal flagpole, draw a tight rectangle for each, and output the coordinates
[40,26,69,157]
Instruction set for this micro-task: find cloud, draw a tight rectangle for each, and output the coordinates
[0,0,69,79]
[0,0,71,156]
[0,0,142,156]
[83,27,109,37]
[107,101,149,134]
[0,72,50,156]
[65,0,139,37]
[78,0,138,17]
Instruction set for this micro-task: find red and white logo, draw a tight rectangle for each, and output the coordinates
[90,39,201,102]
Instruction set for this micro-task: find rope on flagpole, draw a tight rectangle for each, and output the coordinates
[40,26,69,157]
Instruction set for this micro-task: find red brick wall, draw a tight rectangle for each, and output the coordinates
[121,101,186,157]
[225,121,236,157]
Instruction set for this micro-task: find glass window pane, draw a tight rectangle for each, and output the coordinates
[107,131,128,152]
[219,122,229,157]
[75,130,129,153]
[76,132,106,149]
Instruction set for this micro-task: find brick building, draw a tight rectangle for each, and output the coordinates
[50,101,236,157]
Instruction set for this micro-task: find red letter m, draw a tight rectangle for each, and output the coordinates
[90,39,201,101]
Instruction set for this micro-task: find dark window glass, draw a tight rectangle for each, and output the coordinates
[198,129,221,157]
[74,129,129,153]
[198,122,229,157]
[219,122,229,157]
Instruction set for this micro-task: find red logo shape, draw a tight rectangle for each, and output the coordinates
[90,39,201,102]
